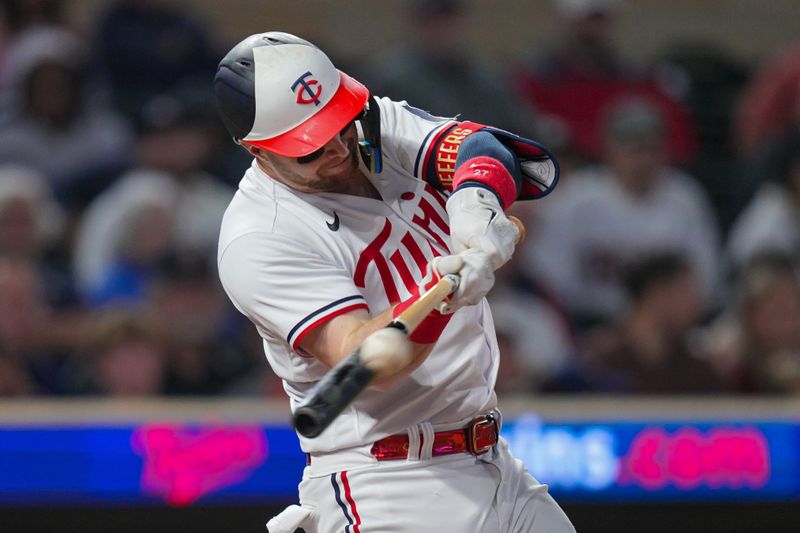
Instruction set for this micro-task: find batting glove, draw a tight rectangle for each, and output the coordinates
[446,186,519,271]
[431,248,495,314]
[394,250,496,344]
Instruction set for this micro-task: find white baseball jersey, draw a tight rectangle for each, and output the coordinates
[218,97,500,453]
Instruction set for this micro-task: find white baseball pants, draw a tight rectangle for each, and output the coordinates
[290,436,576,533]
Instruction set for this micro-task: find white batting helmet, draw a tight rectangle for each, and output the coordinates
[213,32,369,157]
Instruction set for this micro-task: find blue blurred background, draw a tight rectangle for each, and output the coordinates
[1,0,800,531]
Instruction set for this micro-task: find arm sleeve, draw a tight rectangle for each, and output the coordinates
[455,130,521,179]
[218,232,369,352]
[376,96,559,201]
[452,130,523,207]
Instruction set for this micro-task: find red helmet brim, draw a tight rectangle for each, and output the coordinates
[246,71,369,157]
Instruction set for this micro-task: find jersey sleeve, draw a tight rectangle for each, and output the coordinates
[376,97,559,200]
[218,231,369,353]
[374,96,456,183]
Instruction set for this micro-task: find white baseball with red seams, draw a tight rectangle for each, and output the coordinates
[218,97,575,533]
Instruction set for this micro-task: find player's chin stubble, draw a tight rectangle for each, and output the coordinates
[299,150,359,194]
[267,145,361,194]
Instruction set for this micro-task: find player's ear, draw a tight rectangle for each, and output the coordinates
[242,141,278,170]
[240,140,264,159]
[241,142,277,176]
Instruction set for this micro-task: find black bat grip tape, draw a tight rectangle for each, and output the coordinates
[293,351,376,438]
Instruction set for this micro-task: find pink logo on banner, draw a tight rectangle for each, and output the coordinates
[132,424,268,506]
[619,427,770,490]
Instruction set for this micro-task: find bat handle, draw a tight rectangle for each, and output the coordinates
[397,215,525,332]
[392,273,459,333]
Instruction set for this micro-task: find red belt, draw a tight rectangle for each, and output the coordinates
[370,414,498,461]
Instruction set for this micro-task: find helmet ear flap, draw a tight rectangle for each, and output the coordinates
[213,35,263,142]
[213,33,307,142]
[213,63,256,141]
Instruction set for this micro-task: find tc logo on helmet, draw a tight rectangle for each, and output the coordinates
[291,71,322,106]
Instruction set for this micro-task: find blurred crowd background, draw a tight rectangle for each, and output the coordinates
[1,0,800,400]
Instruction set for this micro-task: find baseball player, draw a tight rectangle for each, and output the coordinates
[213,32,575,533]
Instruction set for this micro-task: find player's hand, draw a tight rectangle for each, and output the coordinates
[427,249,495,314]
[446,186,519,270]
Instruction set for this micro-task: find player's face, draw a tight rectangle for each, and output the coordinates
[255,122,362,194]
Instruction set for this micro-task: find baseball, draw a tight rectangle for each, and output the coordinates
[360,327,413,376]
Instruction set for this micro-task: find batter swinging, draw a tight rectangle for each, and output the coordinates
[213,32,575,533]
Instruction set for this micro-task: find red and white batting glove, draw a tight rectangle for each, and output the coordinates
[446,157,520,270]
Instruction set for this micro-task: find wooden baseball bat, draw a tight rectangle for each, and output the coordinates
[292,216,525,439]
[292,273,459,438]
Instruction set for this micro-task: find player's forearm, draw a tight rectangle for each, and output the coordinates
[302,250,494,386]
[370,342,433,387]
[301,305,435,386]
[338,306,435,387]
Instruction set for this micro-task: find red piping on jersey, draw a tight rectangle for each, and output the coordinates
[292,303,369,351]
[341,471,362,533]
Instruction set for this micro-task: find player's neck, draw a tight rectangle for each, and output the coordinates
[347,168,382,200]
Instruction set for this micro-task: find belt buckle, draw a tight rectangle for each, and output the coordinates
[468,415,497,456]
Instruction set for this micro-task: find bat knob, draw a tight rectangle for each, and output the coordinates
[294,408,325,438]
[291,351,376,439]
[508,215,526,244]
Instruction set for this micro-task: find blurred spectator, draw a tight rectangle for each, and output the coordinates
[360,0,541,137]
[0,354,36,395]
[727,129,800,271]
[0,164,76,306]
[706,253,800,394]
[0,165,61,257]
[513,0,695,165]
[150,252,256,395]
[80,184,174,306]
[0,256,83,394]
[73,89,233,305]
[223,366,292,398]
[735,42,800,156]
[0,27,132,207]
[525,98,720,327]
[651,41,749,232]
[92,0,219,118]
[730,43,800,232]
[0,0,65,34]
[0,0,66,68]
[0,256,42,395]
[553,252,726,393]
[489,286,575,394]
[87,312,167,396]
